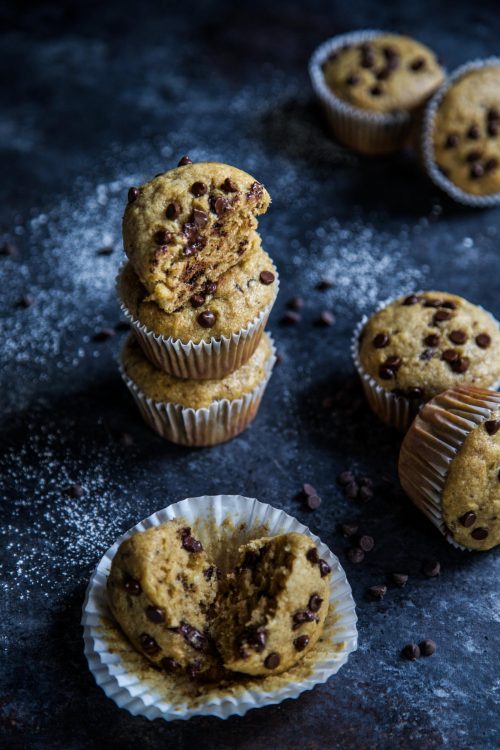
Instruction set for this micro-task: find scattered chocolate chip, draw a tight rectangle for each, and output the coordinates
[127,187,139,203]
[419,639,436,657]
[444,133,459,149]
[247,181,264,200]
[407,387,424,400]
[347,547,365,564]
[154,229,174,245]
[424,299,444,308]
[451,357,470,374]
[281,310,301,325]
[316,278,334,290]
[191,181,208,197]
[338,471,355,486]
[391,573,408,588]
[459,511,476,527]
[293,635,310,652]
[16,294,34,309]
[373,333,390,348]
[441,300,457,310]
[308,593,323,612]
[358,535,374,552]
[293,610,316,628]
[66,484,83,498]
[467,125,480,140]
[190,293,206,308]
[306,494,322,510]
[403,294,420,306]
[359,485,374,502]
[379,365,394,380]
[93,328,115,342]
[203,280,217,295]
[179,622,209,652]
[181,532,203,553]
[340,523,359,538]
[485,420,500,436]
[441,349,459,363]
[420,349,434,361]
[288,296,304,310]
[346,74,360,86]
[424,334,440,347]
[264,652,281,669]
[471,527,489,540]
[192,208,208,228]
[370,85,383,96]
[243,626,267,653]
[306,548,319,565]
[161,657,181,672]
[124,576,141,595]
[470,163,485,179]
[344,481,360,499]
[166,201,181,220]
[402,643,420,661]
[146,606,165,624]
[449,330,467,345]
[211,195,230,216]
[475,333,491,349]
[259,270,275,285]
[367,584,387,600]
[375,67,390,81]
[433,310,452,323]
[485,157,499,171]
[385,355,402,370]
[203,566,215,581]
[197,310,216,328]
[222,177,237,192]
[487,107,499,121]
[487,121,499,137]
[178,155,193,166]
[96,245,113,256]
[466,150,482,163]
[410,57,425,71]
[360,44,375,68]
[139,633,160,655]
[317,310,335,326]
[422,559,440,578]
[319,559,331,577]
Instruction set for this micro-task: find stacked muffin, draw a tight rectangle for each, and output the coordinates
[117,158,279,446]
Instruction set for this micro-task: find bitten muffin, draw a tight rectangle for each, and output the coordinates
[432,66,500,196]
[358,291,500,402]
[123,161,270,314]
[322,34,444,114]
[215,533,330,676]
[118,234,277,342]
[107,520,219,676]
[399,386,500,551]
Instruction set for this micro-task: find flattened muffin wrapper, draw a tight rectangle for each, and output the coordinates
[309,30,413,156]
[118,334,276,447]
[81,495,358,721]
[117,263,279,380]
[422,57,500,207]
[398,387,500,549]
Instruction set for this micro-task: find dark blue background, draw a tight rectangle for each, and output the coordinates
[1,1,499,748]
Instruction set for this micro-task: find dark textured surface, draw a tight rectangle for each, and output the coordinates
[1,1,499,748]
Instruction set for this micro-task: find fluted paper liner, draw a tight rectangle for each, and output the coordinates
[309,30,414,156]
[119,334,276,446]
[81,495,358,720]
[399,386,500,549]
[117,263,279,379]
[422,57,500,207]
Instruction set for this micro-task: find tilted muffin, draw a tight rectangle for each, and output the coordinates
[426,63,500,201]
[123,161,270,314]
[215,533,330,676]
[354,291,500,431]
[399,386,500,551]
[107,520,219,677]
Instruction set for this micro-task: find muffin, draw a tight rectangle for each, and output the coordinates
[353,291,500,431]
[399,386,500,551]
[107,520,219,676]
[423,59,500,205]
[310,30,444,155]
[123,161,270,314]
[215,533,330,676]
[118,233,278,379]
[120,333,276,446]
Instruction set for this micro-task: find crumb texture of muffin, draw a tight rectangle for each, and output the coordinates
[107,520,219,676]
[432,66,500,196]
[122,332,273,408]
[359,291,500,401]
[118,233,277,342]
[123,162,270,314]
[322,34,444,114]
[214,533,330,676]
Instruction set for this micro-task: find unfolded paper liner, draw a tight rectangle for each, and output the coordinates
[398,386,500,549]
[309,30,413,156]
[116,263,279,380]
[119,334,276,446]
[421,57,500,207]
[81,495,358,721]
[351,296,500,433]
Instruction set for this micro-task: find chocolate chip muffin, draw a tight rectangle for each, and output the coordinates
[322,34,444,115]
[399,386,500,551]
[431,65,500,197]
[355,291,500,430]
[215,533,330,676]
[123,161,270,314]
[107,520,219,677]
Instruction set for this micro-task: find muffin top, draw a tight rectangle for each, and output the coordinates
[322,34,444,114]
[432,66,500,196]
[123,161,270,313]
[359,291,500,400]
[118,234,277,342]
[122,333,274,408]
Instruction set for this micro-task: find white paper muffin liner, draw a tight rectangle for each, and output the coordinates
[309,30,413,155]
[351,295,500,433]
[119,334,276,446]
[422,57,500,207]
[399,386,500,549]
[81,495,358,720]
[117,263,279,380]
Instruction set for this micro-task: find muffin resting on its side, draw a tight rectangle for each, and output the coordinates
[215,533,330,676]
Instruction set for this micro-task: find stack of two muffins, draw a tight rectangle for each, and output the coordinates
[117,161,278,447]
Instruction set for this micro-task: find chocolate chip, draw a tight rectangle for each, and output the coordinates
[166,202,181,219]
[487,122,499,137]
[182,533,203,553]
[66,484,83,498]
[375,67,390,81]
[340,523,358,538]
[347,547,365,564]
[178,155,193,166]
[445,134,459,149]
[338,470,355,486]
[319,559,331,577]
[407,387,424,400]
[191,181,208,197]
[379,365,395,380]
[93,328,115,342]
[306,548,319,565]
[281,311,301,325]
[487,107,499,122]
[344,481,359,499]
[476,333,491,348]
[459,511,476,527]
[403,294,419,305]
[317,310,335,326]
[390,573,408,588]
[161,657,181,672]
[223,177,238,192]
[358,485,374,501]
[370,85,383,96]
[192,208,208,227]
[303,483,317,496]
[451,357,470,374]
[124,576,142,595]
[441,300,457,310]
[96,245,113,256]
[316,278,334,290]
[441,349,459,363]
[419,639,436,657]
[190,293,206,308]
[204,566,215,580]
[420,349,434,361]
[422,559,440,578]
[424,299,444,308]
[424,334,440,347]
[449,330,467,345]
[485,157,499,171]
[203,280,217,295]
[367,584,387,601]
[385,355,402,370]
[128,187,139,203]
[360,44,375,68]
[410,57,425,71]
[470,163,485,179]
[346,74,360,85]
[154,229,174,245]
[139,633,160,655]
[373,333,390,348]
[466,150,482,163]
[383,45,398,60]
[16,294,34,309]
[259,270,275,285]
[433,310,452,323]
[308,593,323,612]
[293,635,310,652]
[485,420,500,436]
[179,622,209,652]
[306,494,322,510]
[402,643,420,661]
[471,527,489,540]
[358,535,374,552]
[146,606,165,623]
[293,610,316,628]
[247,181,264,200]
[211,196,230,216]
[197,310,216,328]
[264,652,281,669]
[243,626,267,652]
[467,124,480,140]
